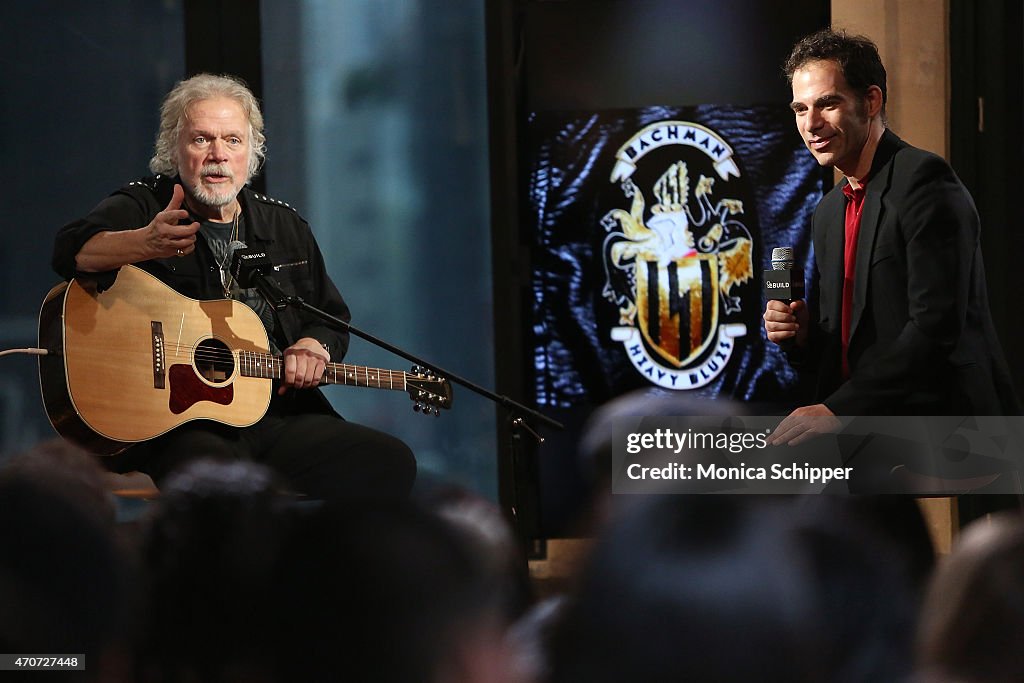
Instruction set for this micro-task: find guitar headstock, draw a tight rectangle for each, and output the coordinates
[406,365,453,416]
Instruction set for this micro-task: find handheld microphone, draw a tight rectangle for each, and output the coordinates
[230,248,292,310]
[763,246,805,302]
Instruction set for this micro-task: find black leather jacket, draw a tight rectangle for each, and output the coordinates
[53,174,351,415]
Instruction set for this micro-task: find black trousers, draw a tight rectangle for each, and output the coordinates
[109,399,416,502]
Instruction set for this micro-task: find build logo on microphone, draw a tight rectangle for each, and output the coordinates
[601,121,753,390]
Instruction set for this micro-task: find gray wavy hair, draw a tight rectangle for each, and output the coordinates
[148,73,267,180]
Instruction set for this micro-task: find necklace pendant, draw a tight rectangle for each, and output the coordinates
[220,270,233,299]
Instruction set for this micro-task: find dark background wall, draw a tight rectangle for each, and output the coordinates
[0,1,184,453]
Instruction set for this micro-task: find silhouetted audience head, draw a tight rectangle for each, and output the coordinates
[0,441,132,681]
[136,459,288,683]
[549,496,827,683]
[415,480,531,621]
[577,390,749,531]
[579,391,745,484]
[548,493,931,683]
[916,512,1024,683]
[789,496,929,683]
[507,592,569,683]
[3,438,117,526]
[273,499,518,683]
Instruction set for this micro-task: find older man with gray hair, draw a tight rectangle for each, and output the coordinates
[53,73,415,501]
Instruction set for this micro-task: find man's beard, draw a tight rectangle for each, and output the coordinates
[186,164,244,208]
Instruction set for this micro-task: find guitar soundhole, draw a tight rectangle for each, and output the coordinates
[194,338,235,384]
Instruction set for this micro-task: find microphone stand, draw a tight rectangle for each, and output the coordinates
[234,254,563,548]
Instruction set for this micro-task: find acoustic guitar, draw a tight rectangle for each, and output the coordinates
[38,265,452,455]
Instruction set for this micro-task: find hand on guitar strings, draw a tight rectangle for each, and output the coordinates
[278,337,331,395]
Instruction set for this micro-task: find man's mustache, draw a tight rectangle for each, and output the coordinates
[201,164,233,179]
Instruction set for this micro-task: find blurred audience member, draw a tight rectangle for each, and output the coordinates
[4,438,117,526]
[135,459,288,683]
[916,512,1024,683]
[416,480,531,621]
[576,390,746,531]
[791,496,929,683]
[0,441,134,681]
[548,496,827,683]
[273,499,521,683]
[507,591,568,683]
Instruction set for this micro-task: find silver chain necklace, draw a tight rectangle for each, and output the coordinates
[218,211,245,299]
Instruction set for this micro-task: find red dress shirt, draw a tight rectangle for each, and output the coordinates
[841,179,867,378]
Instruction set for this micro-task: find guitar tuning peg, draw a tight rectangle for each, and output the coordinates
[433,407,440,417]
[413,403,421,413]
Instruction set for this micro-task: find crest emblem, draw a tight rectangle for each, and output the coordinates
[602,121,753,389]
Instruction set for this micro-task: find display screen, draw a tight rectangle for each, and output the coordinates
[526,104,827,408]
[506,0,831,535]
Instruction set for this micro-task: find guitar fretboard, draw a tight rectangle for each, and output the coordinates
[238,351,407,390]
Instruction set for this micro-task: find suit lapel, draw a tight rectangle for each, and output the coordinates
[820,188,846,326]
[848,130,903,342]
[849,186,881,338]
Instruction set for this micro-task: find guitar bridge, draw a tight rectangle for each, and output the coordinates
[151,321,165,389]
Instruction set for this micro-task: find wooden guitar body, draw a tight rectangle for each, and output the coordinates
[39,265,451,455]
[39,265,271,454]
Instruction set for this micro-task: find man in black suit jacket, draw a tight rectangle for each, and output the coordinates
[764,30,1018,444]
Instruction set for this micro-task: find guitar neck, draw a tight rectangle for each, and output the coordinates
[238,351,406,391]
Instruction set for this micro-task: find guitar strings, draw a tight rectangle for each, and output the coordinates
[178,350,403,376]
[161,339,397,370]
[158,339,415,377]
[160,341,407,380]
[157,343,444,400]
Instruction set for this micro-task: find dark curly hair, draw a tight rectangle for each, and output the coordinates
[784,29,887,118]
